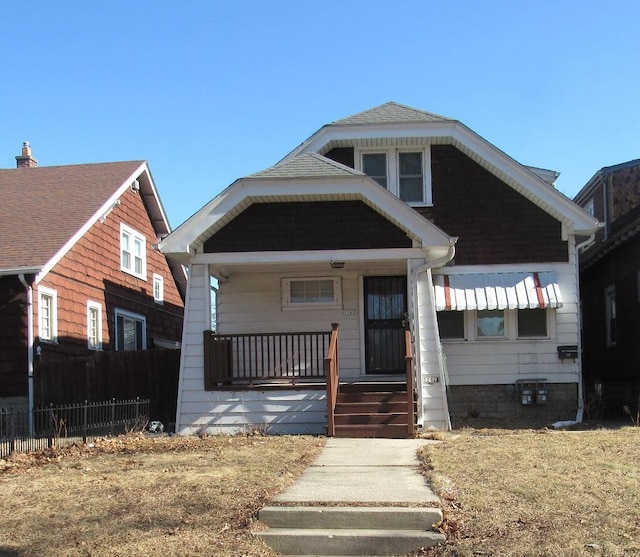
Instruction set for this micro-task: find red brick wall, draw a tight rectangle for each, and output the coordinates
[35,187,184,359]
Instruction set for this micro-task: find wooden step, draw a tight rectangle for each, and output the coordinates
[334,412,409,426]
[333,424,413,439]
[335,401,408,414]
[340,382,407,393]
[337,391,407,403]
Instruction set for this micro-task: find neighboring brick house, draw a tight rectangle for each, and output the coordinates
[160,102,598,436]
[0,143,185,408]
[574,159,640,417]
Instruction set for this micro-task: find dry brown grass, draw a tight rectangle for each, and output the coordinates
[0,434,325,557]
[418,426,640,557]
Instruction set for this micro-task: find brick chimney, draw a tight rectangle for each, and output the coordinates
[16,142,38,168]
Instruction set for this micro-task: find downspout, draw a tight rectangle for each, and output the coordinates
[410,241,457,429]
[18,274,34,435]
[574,231,596,424]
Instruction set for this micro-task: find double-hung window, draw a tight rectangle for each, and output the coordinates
[87,301,103,350]
[120,223,146,279]
[360,148,431,205]
[115,309,147,351]
[153,273,164,304]
[38,286,58,342]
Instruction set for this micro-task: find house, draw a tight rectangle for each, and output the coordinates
[574,159,640,417]
[0,143,185,411]
[159,102,599,436]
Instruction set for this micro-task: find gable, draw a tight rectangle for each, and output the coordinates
[203,201,413,252]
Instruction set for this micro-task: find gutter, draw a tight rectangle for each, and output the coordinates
[18,274,35,435]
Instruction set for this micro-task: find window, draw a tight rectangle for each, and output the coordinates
[115,309,147,351]
[476,309,505,338]
[437,311,465,339]
[398,152,423,202]
[359,148,432,205]
[120,223,146,279]
[362,153,387,188]
[518,309,547,338]
[584,198,595,216]
[87,301,103,350]
[38,286,58,342]
[605,286,616,346]
[153,274,164,304]
[282,277,342,309]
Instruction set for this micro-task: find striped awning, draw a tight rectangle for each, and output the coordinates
[433,272,562,311]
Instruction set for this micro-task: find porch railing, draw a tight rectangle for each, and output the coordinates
[324,323,340,437]
[204,329,331,387]
[405,328,416,437]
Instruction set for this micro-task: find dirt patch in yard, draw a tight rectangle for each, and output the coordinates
[0,434,325,557]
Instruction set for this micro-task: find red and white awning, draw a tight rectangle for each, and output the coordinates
[433,272,562,311]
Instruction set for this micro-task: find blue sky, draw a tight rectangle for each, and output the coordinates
[2,1,639,227]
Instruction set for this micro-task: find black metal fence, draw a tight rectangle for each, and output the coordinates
[0,398,150,459]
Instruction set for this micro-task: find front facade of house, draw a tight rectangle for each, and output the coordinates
[574,159,640,417]
[161,103,598,435]
[0,146,185,408]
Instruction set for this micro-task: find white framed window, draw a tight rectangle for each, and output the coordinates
[517,309,548,338]
[584,198,595,216]
[38,286,58,343]
[120,223,146,279]
[282,277,342,310]
[358,147,432,206]
[476,309,506,338]
[115,309,147,351]
[153,273,164,304]
[605,285,616,346]
[87,301,103,350]
[437,311,466,340]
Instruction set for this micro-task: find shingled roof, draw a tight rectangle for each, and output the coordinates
[330,101,452,126]
[0,161,145,272]
[248,152,364,179]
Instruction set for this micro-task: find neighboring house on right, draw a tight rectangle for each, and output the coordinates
[574,159,640,417]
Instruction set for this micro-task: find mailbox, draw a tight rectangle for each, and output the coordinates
[557,345,578,360]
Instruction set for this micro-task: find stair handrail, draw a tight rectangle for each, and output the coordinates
[324,323,340,437]
[404,327,416,437]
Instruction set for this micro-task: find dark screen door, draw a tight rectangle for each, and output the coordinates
[364,276,407,374]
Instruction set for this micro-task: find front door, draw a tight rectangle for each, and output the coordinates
[364,276,408,374]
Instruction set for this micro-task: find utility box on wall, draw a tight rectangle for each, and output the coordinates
[517,380,549,406]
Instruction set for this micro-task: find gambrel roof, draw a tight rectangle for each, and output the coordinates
[0,161,172,278]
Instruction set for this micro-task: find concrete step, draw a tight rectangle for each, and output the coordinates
[255,527,445,556]
[259,506,443,531]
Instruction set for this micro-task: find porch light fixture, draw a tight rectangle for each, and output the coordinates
[330,260,345,269]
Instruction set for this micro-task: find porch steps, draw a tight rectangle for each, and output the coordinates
[257,506,445,556]
[333,382,416,439]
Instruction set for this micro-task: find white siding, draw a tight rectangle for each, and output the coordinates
[438,262,580,386]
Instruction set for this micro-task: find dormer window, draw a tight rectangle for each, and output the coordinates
[359,148,432,206]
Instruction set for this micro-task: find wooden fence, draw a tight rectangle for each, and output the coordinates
[34,349,180,430]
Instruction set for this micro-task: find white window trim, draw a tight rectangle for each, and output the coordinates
[282,277,342,310]
[87,301,103,350]
[356,147,433,206]
[120,223,147,280]
[475,308,507,340]
[38,286,58,343]
[115,308,147,350]
[153,273,164,304]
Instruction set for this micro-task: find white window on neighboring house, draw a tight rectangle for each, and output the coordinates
[115,309,147,351]
[153,273,164,304]
[605,285,616,346]
[38,286,58,342]
[359,148,432,205]
[87,301,103,350]
[120,223,146,279]
[282,277,342,310]
[585,198,595,216]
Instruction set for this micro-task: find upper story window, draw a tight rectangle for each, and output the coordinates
[153,273,164,304]
[120,223,146,280]
[87,301,103,350]
[38,286,58,343]
[584,198,595,217]
[359,148,432,205]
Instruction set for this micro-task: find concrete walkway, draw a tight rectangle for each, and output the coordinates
[274,438,441,505]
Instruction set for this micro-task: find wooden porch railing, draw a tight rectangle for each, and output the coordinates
[405,327,416,437]
[324,323,340,437]
[203,330,331,388]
